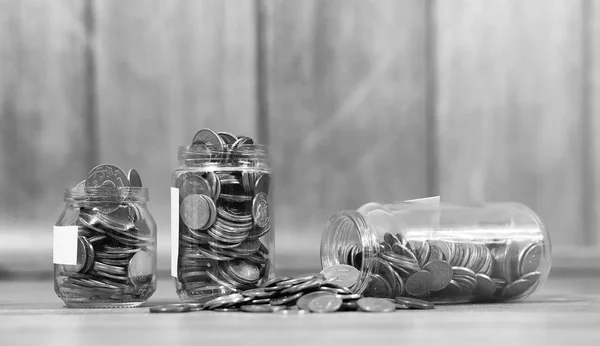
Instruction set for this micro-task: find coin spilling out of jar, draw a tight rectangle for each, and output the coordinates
[54,164,156,308]
[173,129,272,302]
[150,269,434,314]
[339,233,543,302]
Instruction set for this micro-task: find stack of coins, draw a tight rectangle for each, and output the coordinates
[57,165,155,304]
[174,129,271,300]
[151,266,434,314]
[340,232,543,302]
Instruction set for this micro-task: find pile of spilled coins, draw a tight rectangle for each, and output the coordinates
[341,232,543,302]
[57,165,155,303]
[151,265,434,313]
[174,129,271,298]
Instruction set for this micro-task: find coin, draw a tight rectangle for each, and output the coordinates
[320,265,360,288]
[179,175,211,199]
[308,295,342,313]
[252,192,269,228]
[205,172,221,201]
[218,132,238,146]
[394,297,434,309]
[474,273,496,298]
[227,260,260,283]
[241,305,283,313]
[232,136,254,148]
[502,277,537,298]
[518,243,542,277]
[270,292,304,306]
[363,274,392,298]
[357,297,396,313]
[293,292,332,311]
[128,250,153,286]
[405,270,434,296]
[422,260,453,291]
[180,194,211,230]
[255,174,270,195]
[150,304,192,313]
[192,129,225,149]
[86,164,129,192]
[128,169,143,187]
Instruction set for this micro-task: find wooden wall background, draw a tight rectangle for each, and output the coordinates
[1,0,599,276]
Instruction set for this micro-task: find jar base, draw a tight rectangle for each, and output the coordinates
[62,300,145,309]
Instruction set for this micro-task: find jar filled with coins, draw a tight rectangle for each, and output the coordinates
[321,201,550,304]
[172,129,273,302]
[53,165,157,308]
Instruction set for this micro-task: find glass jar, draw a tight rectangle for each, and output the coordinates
[53,185,157,308]
[321,201,550,304]
[171,144,273,302]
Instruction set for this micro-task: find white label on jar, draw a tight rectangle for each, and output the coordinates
[53,226,78,265]
[171,187,179,278]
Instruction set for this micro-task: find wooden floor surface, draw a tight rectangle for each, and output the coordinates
[0,274,599,346]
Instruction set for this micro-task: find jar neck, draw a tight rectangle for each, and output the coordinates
[177,145,269,169]
[321,210,380,294]
[64,186,149,205]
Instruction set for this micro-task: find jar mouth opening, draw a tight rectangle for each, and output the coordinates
[321,211,379,294]
[64,186,149,203]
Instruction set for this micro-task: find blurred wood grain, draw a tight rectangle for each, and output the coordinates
[0,0,93,227]
[0,0,599,275]
[264,0,430,234]
[435,0,585,246]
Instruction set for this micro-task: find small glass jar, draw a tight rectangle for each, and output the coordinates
[321,201,550,303]
[172,144,273,302]
[54,186,157,308]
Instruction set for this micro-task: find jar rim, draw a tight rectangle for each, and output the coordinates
[64,186,150,203]
[177,144,269,166]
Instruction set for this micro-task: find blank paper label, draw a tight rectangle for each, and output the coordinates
[171,187,179,278]
[53,226,78,265]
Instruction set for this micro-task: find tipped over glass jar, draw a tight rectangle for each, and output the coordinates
[321,201,550,304]
[53,165,157,308]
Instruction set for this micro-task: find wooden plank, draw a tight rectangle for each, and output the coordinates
[435,0,585,247]
[93,0,258,227]
[264,0,430,255]
[0,0,92,227]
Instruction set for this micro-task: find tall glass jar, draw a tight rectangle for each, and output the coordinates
[321,202,551,304]
[54,185,157,308]
[172,144,273,302]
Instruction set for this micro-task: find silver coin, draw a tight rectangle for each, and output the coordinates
[357,297,396,313]
[308,295,342,313]
[422,260,453,291]
[252,192,269,228]
[86,164,129,191]
[320,265,360,288]
[241,304,283,313]
[150,304,191,313]
[254,174,270,195]
[206,172,221,201]
[128,250,154,286]
[394,297,434,309]
[226,260,261,283]
[474,273,496,298]
[405,270,434,296]
[363,274,392,298]
[192,129,225,149]
[231,136,254,148]
[270,292,303,306]
[180,194,211,230]
[179,175,211,200]
[218,132,238,146]
[518,243,543,277]
[296,291,334,311]
[127,169,143,188]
